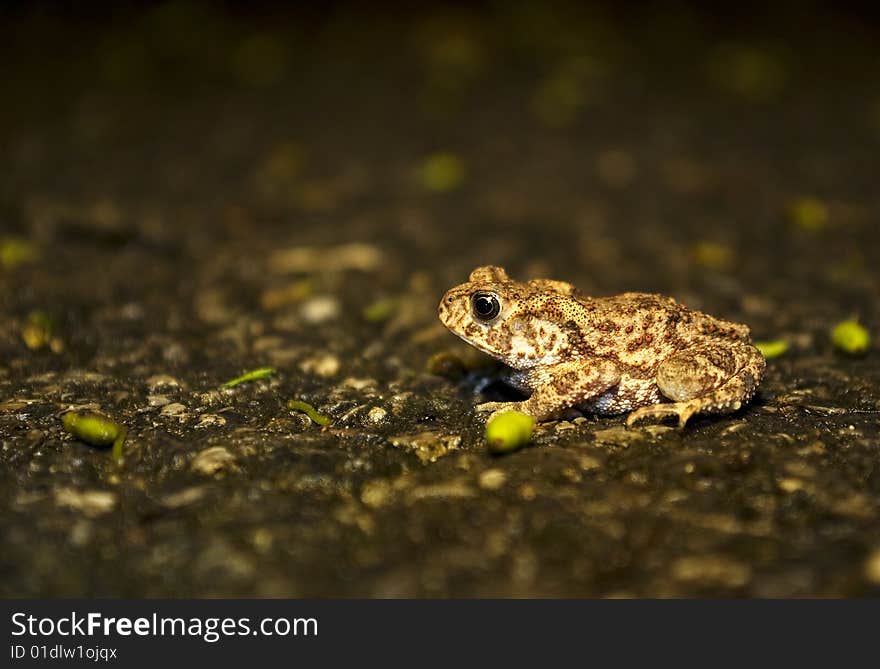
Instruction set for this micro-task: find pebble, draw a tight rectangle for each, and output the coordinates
[159,402,189,421]
[389,431,461,464]
[478,469,507,490]
[148,394,171,407]
[389,392,413,414]
[64,370,107,384]
[592,426,645,447]
[162,487,206,508]
[406,480,474,502]
[68,519,93,547]
[367,407,388,424]
[0,398,39,413]
[671,555,751,588]
[162,342,189,364]
[198,390,224,406]
[333,505,376,535]
[778,478,806,493]
[578,455,602,471]
[864,548,880,584]
[191,446,236,475]
[195,413,227,429]
[290,412,315,429]
[269,242,382,273]
[300,296,340,324]
[146,374,181,391]
[251,529,274,553]
[342,377,377,390]
[54,488,117,517]
[361,479,393,509]
[518,484,537,501]
[299,353,340,377]
[252,336,285,353]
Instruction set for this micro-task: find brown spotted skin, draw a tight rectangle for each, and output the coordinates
[438,266,766,428]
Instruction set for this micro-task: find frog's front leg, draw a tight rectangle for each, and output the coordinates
[626,341,765,428]
[477,359,620,422]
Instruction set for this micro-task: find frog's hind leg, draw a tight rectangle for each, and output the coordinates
[626,342,765,428]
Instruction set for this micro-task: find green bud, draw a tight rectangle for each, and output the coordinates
[62,411,123,447]
[831,320,870,355]
[485,411,535,454]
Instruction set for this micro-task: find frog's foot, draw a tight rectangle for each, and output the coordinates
[626,400,699,429]
[475,401,522,420]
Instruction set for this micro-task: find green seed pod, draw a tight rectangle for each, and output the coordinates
[61,411,123,447]
[831,320,870,355]
[485,411,535,454]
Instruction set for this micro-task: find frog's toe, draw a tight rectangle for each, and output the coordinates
[624,405,659,427]
[626,401,697,429]
[476,402,522,420]
[476,402,526,423]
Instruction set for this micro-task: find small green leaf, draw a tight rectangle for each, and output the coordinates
[111,429,128,460]
[222,367,276,388]
[755,339,789,359]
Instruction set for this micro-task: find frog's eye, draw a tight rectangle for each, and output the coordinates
[471,292,501,321]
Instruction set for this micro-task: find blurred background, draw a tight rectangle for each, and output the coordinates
[1,2,879,597]
[3,1,878,299]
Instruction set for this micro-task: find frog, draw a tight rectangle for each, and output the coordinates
[438,266,765,428]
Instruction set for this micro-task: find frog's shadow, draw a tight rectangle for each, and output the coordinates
[469,377,528,403]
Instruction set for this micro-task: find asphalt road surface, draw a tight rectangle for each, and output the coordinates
[1,2,878,597]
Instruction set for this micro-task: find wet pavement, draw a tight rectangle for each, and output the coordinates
[1,2,879,597]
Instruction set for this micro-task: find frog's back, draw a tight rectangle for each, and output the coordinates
[574,292,750,366]
[592,292,750,338]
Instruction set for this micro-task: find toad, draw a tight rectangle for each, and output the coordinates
[438,266,765,427]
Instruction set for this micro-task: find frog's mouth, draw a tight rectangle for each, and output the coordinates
[437,285,470,330]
